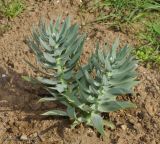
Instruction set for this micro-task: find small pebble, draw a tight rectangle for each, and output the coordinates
[121,125,127,130]
[2,74,7,78]
[20,134,28,141]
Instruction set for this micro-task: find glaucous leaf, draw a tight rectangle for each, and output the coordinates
[98,101,137,112]
[42,110,68,116]
[91,113,105,135]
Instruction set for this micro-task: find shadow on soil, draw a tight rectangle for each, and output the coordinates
[0,66,69,139]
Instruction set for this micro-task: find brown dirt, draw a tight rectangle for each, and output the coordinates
[0,0,160,144]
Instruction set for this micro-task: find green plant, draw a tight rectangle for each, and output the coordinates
[136,22,160,64]
[0,0,25,18]
[143,22,160,49]
[89,0,160,28]
[25,17,138,135]
[136,47,158,62]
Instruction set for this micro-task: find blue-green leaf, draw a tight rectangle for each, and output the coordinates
[111,38,119,61]
[49,36,56,47]
[39,38,52,51]
[42,110,68,116]
[91,113,105,135]
[67,105,76,119]
[36,77,57,85]
[38,97,57,103]
[98,101,137,112]
[43,52,56,63]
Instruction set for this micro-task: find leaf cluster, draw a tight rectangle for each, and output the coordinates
[25,17,138,135]
[0,0,25,18]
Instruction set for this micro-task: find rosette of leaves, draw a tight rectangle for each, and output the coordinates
[25,16,138,135]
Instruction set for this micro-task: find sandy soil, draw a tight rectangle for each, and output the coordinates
[0,0,160,144]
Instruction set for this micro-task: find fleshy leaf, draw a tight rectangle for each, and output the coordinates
[67,105,76,119]
[42,110,68,116]
[36,77,57,85]
[91,113,105,135]
[38,97,57,103]
[98,101,137,112]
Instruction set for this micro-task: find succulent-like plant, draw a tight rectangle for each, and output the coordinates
[25,16,138,135]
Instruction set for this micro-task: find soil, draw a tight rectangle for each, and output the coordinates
[0,0,160,144]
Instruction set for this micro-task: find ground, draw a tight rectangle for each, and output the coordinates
[0,0,160,144]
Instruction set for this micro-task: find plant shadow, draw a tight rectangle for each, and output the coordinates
[0,66,71,140]
[0,65,62,109]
